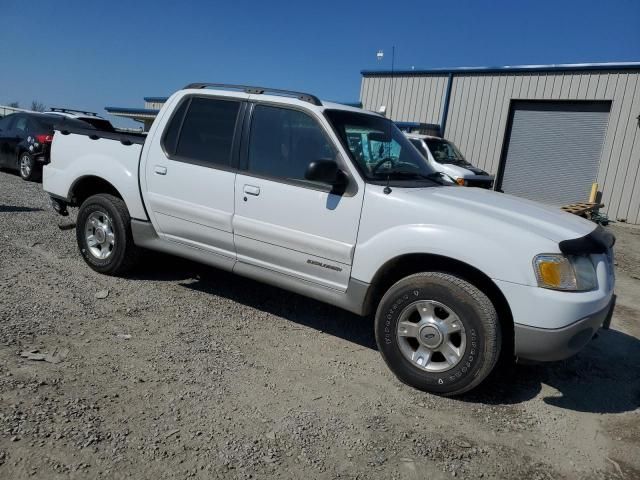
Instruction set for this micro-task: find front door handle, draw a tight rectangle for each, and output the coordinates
[154,165,167,175]
[243,185,260,196]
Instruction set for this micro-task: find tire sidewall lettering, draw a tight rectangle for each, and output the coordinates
[381,285,483,387]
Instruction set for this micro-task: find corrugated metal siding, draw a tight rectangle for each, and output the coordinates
[144,100,166,110]
[360,70,640,223]
[360,75,448,124]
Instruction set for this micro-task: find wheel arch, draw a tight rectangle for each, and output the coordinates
[69,175,124,207]
[363,253,514,354]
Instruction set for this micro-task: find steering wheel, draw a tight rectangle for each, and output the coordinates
[371,157,396,174]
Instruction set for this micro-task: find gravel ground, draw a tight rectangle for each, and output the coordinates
[0,169,639,480]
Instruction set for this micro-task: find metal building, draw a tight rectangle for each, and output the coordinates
[360,62,640,224]
[105,97,167,131]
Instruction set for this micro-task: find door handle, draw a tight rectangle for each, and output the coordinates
[154,165,167,175]
[243,185,260,196]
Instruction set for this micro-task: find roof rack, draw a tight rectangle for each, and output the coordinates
[183,83,322,106]
[49,107,99,117]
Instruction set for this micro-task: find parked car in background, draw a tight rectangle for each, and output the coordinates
[43,83,615,396]
[0,110,114,181]
[47,108,116,132]
[406,133,494,188]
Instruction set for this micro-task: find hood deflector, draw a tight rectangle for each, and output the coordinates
[559,226,615,255]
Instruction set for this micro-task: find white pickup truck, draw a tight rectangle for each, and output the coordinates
[405,133,495,189]
[44,83,616,395]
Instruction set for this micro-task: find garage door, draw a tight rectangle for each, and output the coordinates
[499,101,610,206]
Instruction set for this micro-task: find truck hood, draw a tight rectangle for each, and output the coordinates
[438,162,493,180]
[399,186,595,243]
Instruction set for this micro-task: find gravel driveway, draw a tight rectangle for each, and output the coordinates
[1,170,639,479]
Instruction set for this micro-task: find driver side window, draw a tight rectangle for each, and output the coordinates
[247,105,336,182]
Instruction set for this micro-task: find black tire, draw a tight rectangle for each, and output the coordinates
[76,193,139,275]
[375,272,501,396]
[18,152,40,181]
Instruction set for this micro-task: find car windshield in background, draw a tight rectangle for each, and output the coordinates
[425,138,470,165]
[79,117,115,132]
[409,139,428,157]
[325,109,438,184]
[38,115,98,131]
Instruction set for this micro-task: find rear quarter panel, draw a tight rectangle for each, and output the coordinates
[43,133,147,220]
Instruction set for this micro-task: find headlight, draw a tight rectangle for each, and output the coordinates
[533,254,597,291]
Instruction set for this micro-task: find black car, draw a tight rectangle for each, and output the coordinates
[0,112,112,181]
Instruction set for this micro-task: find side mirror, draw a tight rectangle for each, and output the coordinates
[305,159,347,191]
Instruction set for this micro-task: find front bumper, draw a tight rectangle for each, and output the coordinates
[514,296,615,362]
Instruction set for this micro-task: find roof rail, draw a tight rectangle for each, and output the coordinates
[49,107,99,117]
[183,83,322,106]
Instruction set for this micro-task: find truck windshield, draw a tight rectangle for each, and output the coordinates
[325,109,438,183]
[424,138,470,165]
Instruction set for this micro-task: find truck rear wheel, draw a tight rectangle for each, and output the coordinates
[375,272,501,396]
[76,194,139,275]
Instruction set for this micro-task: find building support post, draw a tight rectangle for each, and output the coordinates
[440,73,454,136]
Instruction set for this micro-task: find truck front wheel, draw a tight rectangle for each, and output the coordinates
[375,272,501,396]
[76,194,139,275]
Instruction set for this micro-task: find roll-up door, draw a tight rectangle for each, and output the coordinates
[499,101,610,206]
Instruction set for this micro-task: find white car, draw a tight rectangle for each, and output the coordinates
[406,133,494,188]
[43,83,615,395]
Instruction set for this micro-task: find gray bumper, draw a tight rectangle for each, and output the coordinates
[514,296,615,362]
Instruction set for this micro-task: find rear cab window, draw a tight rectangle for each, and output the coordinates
[162,97,241,169]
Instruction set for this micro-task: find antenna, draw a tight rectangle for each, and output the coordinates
[389,46,395,121]
[388,47,396,192]
[378,46,396,194]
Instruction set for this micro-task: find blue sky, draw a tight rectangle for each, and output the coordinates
[1,0,638,127]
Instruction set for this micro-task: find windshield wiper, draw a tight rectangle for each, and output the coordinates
[380,170,447,184]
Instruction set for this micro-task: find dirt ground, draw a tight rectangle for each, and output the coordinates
[0,170,638,480]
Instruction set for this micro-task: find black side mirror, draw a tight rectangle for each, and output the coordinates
[305,160,347,192]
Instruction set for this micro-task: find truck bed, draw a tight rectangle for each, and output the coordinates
[43,127,149,220]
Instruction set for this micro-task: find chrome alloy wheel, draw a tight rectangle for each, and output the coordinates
[396,300,467,372]
[85,211,115,260]
[20,154,32,178]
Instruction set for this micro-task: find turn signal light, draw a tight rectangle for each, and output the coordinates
[538,260,564,287]
[455,178,466,186]
[533,254,597,291]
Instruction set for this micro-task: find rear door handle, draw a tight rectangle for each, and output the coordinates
[243,185,260,196]
[154,166,167,175]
